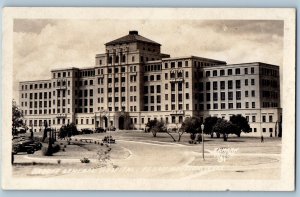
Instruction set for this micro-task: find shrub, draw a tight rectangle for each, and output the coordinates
[53,144,61,153]
[42,147,53,156]
[80,157,90,163]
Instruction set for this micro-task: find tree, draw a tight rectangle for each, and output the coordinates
[58,122,79,139]
[181,117,201,141]
[212,119,239,141]
[230,115,251,137]
[165,126,185,142]
[146,120,166,137]
[12,100,25,135]
[203,116,219,137]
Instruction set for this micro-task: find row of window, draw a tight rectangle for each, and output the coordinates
[21,83,52,90]
[144,64,162,72]
[205,67,255,77]
[260,67,279,77]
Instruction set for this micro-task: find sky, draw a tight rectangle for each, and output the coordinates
[13,19,284,102]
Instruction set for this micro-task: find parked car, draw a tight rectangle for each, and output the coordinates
[13,137,42,152]
[95,127,106,133]
[107,126,116,131]
[81,128,93,134]
[12,140,35,154]
[102,136,116,143]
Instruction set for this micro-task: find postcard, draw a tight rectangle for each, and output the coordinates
[1,7,295,191]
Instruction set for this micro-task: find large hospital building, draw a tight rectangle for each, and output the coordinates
[19,31,282,136]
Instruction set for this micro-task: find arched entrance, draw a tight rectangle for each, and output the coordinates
[119,116,125,130]
[103,117,108,128]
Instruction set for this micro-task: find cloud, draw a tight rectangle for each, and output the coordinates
[13,19,283,102]
[14,19,56,34]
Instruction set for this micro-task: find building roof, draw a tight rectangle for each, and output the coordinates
[105,31,161,46]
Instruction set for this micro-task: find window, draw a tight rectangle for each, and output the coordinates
[206,71,210,77]
[252,102,256,108]
[244,68,248,74]
[228,92,233,100]
[213,81,218,90]
[228,103,233,109]
[236,91,241,100]
[178,61,182,67]
[207,104,211,110]
[221,103,226,109]
[245,79,248,86]
[186,104,189,110]
[220,81,225,89]
[251,79,255,85]
[220,70,225,76]
[228,69,232,75]
[213,93,218,101]
[206,93,211,101]
[150,86,154,93]
[186,93,190,99]
[245,102,249,108]
[213,103,218,109]
[267,115,273,123]
[213,70,217,76]
[251,90,255,97]
[221,92,225,100]
[236,80,241,89]
[178,83,182,91]
[186,82,189,88]
[170,62,176,69]
[228,80,233,89]
[171,94,176,102]
[245,91,249,97]
[251,67,255,74]
[235,68,240,75]
[236,103,241,108]
[206,82,210,90]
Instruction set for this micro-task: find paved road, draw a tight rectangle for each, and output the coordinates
[13,134,281,179]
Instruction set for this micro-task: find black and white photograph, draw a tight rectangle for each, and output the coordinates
[1,8,296,191]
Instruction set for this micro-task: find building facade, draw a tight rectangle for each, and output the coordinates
[19,31,282,137]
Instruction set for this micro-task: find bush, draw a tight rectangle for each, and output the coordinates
[53,144,61,153]
[80,157,90,163]
[42,147,53,156]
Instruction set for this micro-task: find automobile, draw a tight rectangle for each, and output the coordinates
[107,126,116,131]
[12,141,35,154]
[102,136,116,143]
[12,138,42,151]
[81,128,94,134]
[95,127,106,133]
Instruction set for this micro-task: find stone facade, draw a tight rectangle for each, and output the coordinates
[19,31,282,137]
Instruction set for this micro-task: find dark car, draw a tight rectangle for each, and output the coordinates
[13,138,42,152]
[12,141,35,154]
[108,126,116,131]
[81,128,93,134]
[95,127,106,133]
